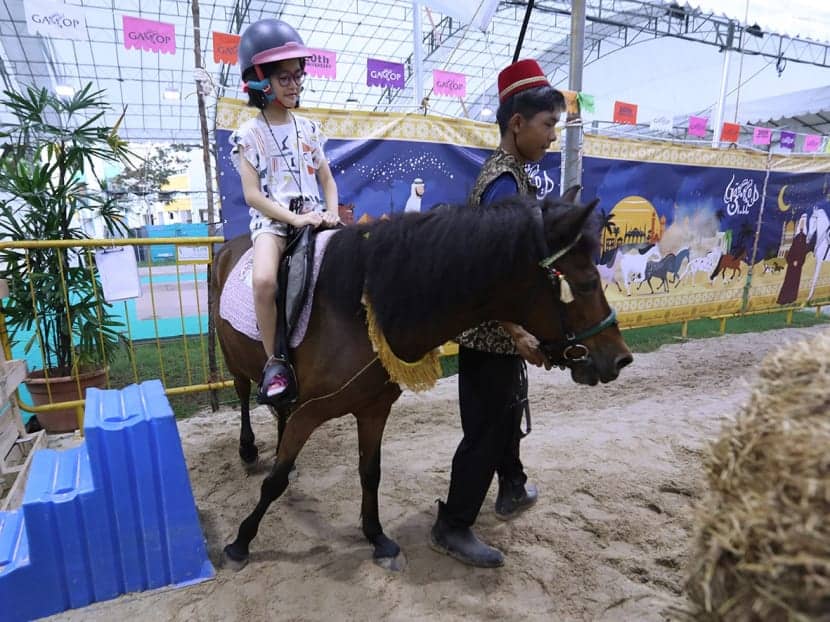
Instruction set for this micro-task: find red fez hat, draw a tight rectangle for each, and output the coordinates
[498,59,550,103]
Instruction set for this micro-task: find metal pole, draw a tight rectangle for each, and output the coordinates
[562,0,585,195]
[513,0,535,63]
[191,0,219,411]
[711,22,735,149]
[413,2,424,109]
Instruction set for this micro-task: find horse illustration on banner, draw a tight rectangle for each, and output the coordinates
[807,205,830,300]
[710,248,748,282]
[676,248,722,287]
[596,249,623,293]
[620,244,661,295]
[638,247,690,294]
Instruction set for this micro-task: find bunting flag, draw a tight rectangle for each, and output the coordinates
[561,90,580,119]
[576,92,594,113]
[779,131,796,150]
[213,32,240,65]
[650,116,673,132]
[804,134,821,152]
[24,0,86,40]
[752,126,773,145]
[720,122,740,143]
[306,49,336,79]
[433,70,466,98]
[123,16,176,54]
[688,116,707,137]
[613,101,638,125]
[367,58,405,89]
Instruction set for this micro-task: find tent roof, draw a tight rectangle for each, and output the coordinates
[730,85,830,135]
[1,0,829,143]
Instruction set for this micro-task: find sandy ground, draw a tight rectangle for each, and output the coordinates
[48,324,829,622]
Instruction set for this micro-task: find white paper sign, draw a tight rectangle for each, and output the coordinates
[24,0,86,40]
[94,247,141,303]
[177,245,210,264]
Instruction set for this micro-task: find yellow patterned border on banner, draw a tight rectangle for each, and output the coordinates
[217,98,830,173]
[216,97,504,149]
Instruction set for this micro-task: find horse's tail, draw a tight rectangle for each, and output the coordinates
[709,255,724,280]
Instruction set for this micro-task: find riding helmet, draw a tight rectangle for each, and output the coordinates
[238,18,309,80]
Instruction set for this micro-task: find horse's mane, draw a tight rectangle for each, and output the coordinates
[320,196,600,336]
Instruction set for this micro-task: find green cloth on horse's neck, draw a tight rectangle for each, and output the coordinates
[468,148,536,208]
[456,148,538,356]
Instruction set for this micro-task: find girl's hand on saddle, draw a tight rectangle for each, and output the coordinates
[321,211,341,228]
[294,211,324,228]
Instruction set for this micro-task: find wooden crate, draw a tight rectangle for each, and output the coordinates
[0,279,46,510]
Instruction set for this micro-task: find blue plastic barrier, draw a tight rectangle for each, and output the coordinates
[0,380,214,621]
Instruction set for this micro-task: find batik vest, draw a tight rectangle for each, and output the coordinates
[456,149,536,355]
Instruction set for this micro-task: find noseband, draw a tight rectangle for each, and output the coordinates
[534,212,618,370]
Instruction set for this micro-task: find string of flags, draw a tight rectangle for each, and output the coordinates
[21,3,829,155]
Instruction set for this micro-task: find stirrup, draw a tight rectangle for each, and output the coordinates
[257,357,298,406]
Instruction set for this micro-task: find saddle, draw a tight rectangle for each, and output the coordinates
[276,225,316,360]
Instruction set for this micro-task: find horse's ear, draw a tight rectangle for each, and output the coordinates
[549,198,598,243]
[560,184,581,203]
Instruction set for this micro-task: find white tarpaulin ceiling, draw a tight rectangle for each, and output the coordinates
[0,0,829,142]
[686,0,830,43]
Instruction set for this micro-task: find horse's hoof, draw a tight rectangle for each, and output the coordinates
[374,551,406,572]
[239,444,259,466]
[223,543,249,571]
[371,533,401,560]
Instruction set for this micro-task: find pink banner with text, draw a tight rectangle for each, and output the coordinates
[804,134,822,152]
[306,49,336,79]
[433,70,466,98]
[122,16,175,54]
[752,127,772,145]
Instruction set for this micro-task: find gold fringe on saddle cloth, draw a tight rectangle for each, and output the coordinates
[362,294,442,392]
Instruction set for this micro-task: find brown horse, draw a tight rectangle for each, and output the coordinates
[710,247,748,281]
[213,190,633,569]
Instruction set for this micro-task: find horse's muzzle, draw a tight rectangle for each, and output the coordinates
[541,341,633,385]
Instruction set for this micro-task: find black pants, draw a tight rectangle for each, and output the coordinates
[443,346,528,528]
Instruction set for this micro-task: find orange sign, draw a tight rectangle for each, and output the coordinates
[213,31,240,65]
[720,122,740,143]
[613,101,638,125]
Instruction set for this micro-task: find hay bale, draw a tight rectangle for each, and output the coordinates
[688,331,830,621]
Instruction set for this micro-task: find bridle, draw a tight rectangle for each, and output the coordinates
[532,209,618,370]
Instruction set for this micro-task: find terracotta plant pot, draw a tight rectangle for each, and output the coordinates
[26,367,109,433]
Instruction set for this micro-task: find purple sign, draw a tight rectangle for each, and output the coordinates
[367,58,405,89]
[779,130,796,150]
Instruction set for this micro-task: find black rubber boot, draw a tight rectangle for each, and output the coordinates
[256,356,298,407]
[429,502,504,568]
[495,479,538,520]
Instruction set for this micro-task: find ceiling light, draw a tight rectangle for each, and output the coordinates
[163,87,180,101]
[55,84,75,97]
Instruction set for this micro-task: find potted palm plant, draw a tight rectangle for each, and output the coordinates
[0,83,132,432]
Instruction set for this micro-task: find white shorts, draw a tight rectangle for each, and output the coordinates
[249,197,323,242]
[250,211,289,241]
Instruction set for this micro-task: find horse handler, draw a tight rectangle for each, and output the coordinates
[431,59,566,568]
